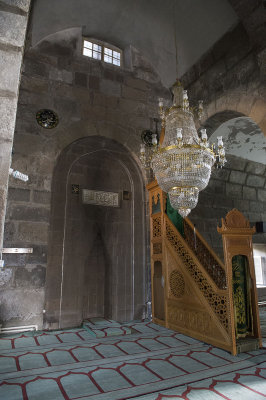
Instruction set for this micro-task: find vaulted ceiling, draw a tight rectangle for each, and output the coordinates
[30,0,238,86]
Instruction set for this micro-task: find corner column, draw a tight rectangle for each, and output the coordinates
[147,179,167,326]
[0,0,31,248]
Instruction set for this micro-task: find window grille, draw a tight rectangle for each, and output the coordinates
[83,39,121,67]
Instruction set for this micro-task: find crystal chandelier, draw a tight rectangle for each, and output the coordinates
[140,81,226,218]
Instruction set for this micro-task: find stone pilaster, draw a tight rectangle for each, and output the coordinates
[0,0,31,248]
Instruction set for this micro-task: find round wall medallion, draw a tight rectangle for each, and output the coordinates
[169,270,185,298]
[141,130,156,147]
[36,109,59,129]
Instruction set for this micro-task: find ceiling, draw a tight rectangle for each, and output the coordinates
[30,0,238,87]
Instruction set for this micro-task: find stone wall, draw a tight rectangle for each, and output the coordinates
[181,22,266,134]
[1,28,169,327]
[180,19,266,261]
[190,155,266,261]
[228,0,266,51]
[0,0,31,249]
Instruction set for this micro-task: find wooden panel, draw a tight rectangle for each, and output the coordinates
[217,208,262,354]
[153,261,165,320]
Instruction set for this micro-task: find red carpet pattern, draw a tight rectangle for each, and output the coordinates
[0,322,265,399]
[136,363,266,399]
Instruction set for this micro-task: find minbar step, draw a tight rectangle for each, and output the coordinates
[236,338,260,354]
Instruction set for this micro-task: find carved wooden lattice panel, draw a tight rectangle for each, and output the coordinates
[152,216,162,238]
[169,270,185,298]
[166,220,229,331]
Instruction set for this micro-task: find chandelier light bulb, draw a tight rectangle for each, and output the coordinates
[198,100,204,120]
[140,144,145,154]
[183,90,189,110]
[176,128,183,139]
[152,133,158,146]
[217,136,223,147]
[201,129,207,141]
[158,98,164,108]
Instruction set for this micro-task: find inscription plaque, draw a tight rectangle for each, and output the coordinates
[82,189,119,207]
[2,248,33,254]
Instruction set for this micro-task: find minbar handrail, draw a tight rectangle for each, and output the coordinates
[184,217,225,269]
[182,217,226,289]
[165,214,227,293]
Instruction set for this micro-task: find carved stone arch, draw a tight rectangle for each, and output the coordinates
[203,92,266,136]
[199,108,266,164]
[201,110,245,137]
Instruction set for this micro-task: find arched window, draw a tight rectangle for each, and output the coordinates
[82,38,121,67]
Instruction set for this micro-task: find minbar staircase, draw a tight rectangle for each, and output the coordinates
[148,180,262,355]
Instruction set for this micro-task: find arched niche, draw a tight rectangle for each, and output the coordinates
[44,136,146,329]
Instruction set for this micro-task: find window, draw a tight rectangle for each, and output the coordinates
[83,39,121,67]
[83,41,102,60]
[104,48,121,66]
[253,244,266,286]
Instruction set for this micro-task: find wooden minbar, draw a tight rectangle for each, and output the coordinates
[147,180,234,353]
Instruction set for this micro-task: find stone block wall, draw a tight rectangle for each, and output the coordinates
[181,22,265,134]
[179,17,266,262]
[1,28,170,327]
[228,0,266,50]
[190,155,266,261]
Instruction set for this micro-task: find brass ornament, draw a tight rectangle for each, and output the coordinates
[36,109,59,129]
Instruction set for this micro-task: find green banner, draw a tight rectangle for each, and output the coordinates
[166,194,184,237]
[232,255,253,339]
